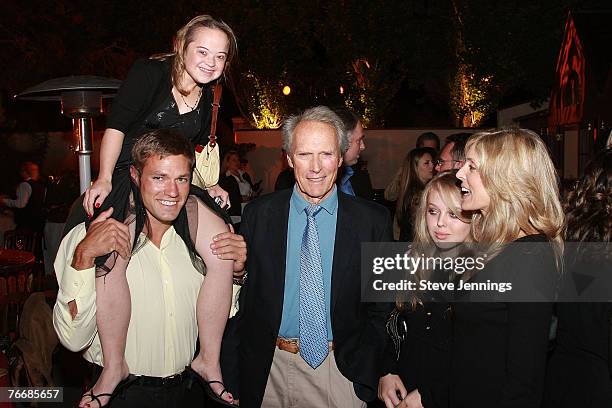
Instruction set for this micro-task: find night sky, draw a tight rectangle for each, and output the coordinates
[1,0,610,128]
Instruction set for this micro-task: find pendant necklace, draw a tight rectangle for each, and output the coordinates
[181,86,203,111]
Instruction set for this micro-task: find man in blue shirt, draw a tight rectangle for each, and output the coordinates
[226,106,393,407]
[333,107,374,200]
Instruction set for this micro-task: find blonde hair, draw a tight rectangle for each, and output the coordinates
[152,15,237,95]
[465,128,564,256]
[413,171,472,246]
[400,171,472,309]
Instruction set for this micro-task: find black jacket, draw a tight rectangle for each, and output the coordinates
[450,235,556,408]
[224,189,393,407]
[338,164,374,200]
[15,179,45,231]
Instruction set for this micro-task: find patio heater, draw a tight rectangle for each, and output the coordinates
[16,76,121,193]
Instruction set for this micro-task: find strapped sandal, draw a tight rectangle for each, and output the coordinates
[185,366,234,406]
[80,375,136,408]
[81,391,112,408]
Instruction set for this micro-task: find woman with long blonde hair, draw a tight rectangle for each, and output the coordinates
[452,128,564,407]
[379,171,472,408]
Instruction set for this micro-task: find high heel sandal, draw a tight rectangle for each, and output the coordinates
[80,375,136,408]
[185,366,234,406]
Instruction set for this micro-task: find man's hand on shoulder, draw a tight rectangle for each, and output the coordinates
[210,225,247,274]
[72,208,131,270]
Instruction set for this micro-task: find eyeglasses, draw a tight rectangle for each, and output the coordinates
[434,159,463,167]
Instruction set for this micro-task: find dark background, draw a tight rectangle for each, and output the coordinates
[0,0,610,192]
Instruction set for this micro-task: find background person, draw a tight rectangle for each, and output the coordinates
[415,132,440,151]
[332,107,374,200]
[394,148,435,241]
[274,150,295,191]
[386,132,441,205]
[543,148,612,408]
[238,158,261,196]
[218,150,246,226]
[0,161,45,232]
[434,132,471,173]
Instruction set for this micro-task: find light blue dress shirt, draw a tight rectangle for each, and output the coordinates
[278,185,338,340]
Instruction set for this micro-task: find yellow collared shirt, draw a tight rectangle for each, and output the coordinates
[53,223,204,377]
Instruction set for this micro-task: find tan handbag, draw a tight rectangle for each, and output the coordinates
[192,83,222,189]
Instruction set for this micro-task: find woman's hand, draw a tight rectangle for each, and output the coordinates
[83,178,112,217]
[378,374,408,408]
[395,389,423,408]
[207,184,230,208]
[83,128,125,217]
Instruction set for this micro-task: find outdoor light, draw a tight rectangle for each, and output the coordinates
[282,85,291,96]
[339,86,345,94]
[17,76,121,193]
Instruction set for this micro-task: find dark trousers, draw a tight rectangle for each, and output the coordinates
[110,382,187,408]
[90,364,203,408]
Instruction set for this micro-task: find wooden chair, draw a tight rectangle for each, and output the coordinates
[3,229,38,254]
[0,255,42,340]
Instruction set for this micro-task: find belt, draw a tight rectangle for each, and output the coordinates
[91,364,187,388]
[276,337,335,354]
[132,371,187,388]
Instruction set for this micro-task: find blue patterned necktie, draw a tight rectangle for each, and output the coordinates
[340,166,355,196]
[299,204,329,369]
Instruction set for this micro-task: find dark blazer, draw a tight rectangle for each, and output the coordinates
[218,174,242,217]
[274,169,295,191]
[15,179,46,231]
[226,189,393,407]
[338,164,374,200]
[382,302,452,408]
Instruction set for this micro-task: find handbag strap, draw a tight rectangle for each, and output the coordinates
[209,82,223,147]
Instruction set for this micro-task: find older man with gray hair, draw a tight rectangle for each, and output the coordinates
[225,106,392,407]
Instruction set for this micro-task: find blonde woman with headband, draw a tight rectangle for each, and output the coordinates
[452,128,564,408]
[379,171,472,408]
[60,15,241,407]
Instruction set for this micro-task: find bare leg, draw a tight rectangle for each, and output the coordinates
[80,230,133,408]
[189,198,234,403]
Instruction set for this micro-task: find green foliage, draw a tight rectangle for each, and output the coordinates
[216,0,455,126]
[3,0,605,128]
[456,0,570,107]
